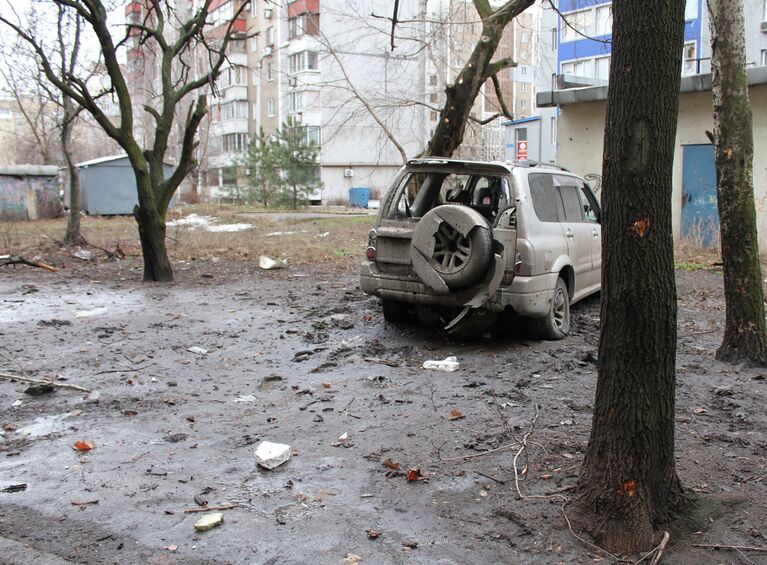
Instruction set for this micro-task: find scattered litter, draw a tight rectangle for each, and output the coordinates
[322,382,332,389]
[315,232,330,238]
[259,255,287,270]
[255,441,292,469]
[24,383,54,396]
[73,249,92,261]
[693,407,707,414]
[2,483,27,493]
[560,419,574,426]
[422,356,460,372]
[234,395,257,403]
[75,307,108,318]
[331,432,349,447]
[382,458,401,470]
[194,512,224,531]
[164,545,178,552]
[73,440,95,451]
[448,409,465,421]
[367,529,382,539]
[207,223,253,233]
[407,467,424,482]
[187,346,208,356]
[70,499,99,506]
[84,390,100,404]
[11,400,22,408]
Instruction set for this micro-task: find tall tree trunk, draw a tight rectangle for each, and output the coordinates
[133,175,173,282]
[708,0,767,364]
[62,94,83,245]
[572,0,687,555]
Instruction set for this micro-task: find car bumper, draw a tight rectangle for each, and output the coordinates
[360,262,556,317]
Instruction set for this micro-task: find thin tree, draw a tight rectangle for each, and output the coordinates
[240,128,282,207]
[572,0,687,554]
[277,118,322,210]
[707,0,767,364]
[0,0,249,282]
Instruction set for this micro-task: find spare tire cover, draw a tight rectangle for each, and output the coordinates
[410,205,493,292]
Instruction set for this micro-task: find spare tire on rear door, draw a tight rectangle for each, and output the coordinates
[410,205,493,292]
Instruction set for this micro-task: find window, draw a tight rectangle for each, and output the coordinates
[288,91,303,112]
[429,111,438,121]
[682,41,697,75]
[305,126,321,145]
[267,61,274,81]
[595,56,610,80]
[685,0,699,21]
[266,26,274,46]
[221,166,238,185]
[595,5,612,36]
[761,49,767,67]
[559,185,584,221]
[288,51,319,74]
[0,108,12,119]
[519,99,527,109]
[550,116,557,146]
[551,26,557,49]
[218,65,247,87]
[430,93,438,103]
[209,1,233,27]
[561,58,595,78]
[267,97,275,116]
[561,8,593,42]
[220,100,248,120]
[429,74,438,86]
[577,185,598,222]
[221,133,249,153]
[252,102,258,117]
[251,36,258,52]
[529,174,560,222]
[520,83,527,93]
[288,12,319,38]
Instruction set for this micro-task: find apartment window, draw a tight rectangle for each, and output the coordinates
[595,56,611,80]
[251,36,258,52]
[0,108,12,119]
[209,1,233,27]
[288,91,303,112]
[685,0,699,21]
[429,74,438,86]
[267,61,274,81]
[429,111,438,121]
[219,65,247,87]
[550,116,557,146]
[306,126,320,146]
[521,32,529,43]
[682,41,697,75]
[561,58,594,78]
[220,101,248,120]
[429,92,438,103]
[595,5,612,36]
[222,133,249,153]
[520,83,527,93]
[288,51,319,74]
[266,26,274,46]
[761,49,767,67]
[267,97,275,116]
[519,99,527,110]
[288,12,319,39]
[561,8,593,42]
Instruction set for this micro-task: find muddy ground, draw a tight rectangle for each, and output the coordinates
[0,257,765,565]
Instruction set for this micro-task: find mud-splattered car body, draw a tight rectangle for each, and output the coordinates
[360,158,602,338]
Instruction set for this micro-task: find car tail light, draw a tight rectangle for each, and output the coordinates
[515,250,533,276]
[366,229,377,261]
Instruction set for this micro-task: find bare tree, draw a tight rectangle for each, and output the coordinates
[0,0,250,282]
[707,0,767,364]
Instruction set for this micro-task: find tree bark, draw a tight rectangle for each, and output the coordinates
[572,0,687,555]
[62,93,83,246]
[422,0,534,157]
[708,0,767,364]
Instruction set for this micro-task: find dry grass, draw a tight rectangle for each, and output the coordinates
[1,205,375,271]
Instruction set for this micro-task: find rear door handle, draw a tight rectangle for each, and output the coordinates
[566,229,574,239]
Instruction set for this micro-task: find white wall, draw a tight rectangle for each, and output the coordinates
[555,83,767,247]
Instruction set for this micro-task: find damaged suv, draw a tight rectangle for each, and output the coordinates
[360,158,601,338]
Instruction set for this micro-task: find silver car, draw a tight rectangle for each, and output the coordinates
[360,158,601,338]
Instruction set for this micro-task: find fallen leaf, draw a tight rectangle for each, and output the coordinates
[3,423,17,432]
[343,554,362,564]
[165,545,178,552]
[382,458,401,470]
[73,440,95,451]
[366,529,381,539]
[70,500,99,506]
[693,407,706,414]
[122,410,138,416]
[322,382,332,389]
[448,409,465,421]
[407,467,423,482]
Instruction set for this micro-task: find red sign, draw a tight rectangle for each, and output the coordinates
[517,140,528,160]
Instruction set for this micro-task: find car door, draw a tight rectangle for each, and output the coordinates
[575,180,601,293]
[554,175,595,294]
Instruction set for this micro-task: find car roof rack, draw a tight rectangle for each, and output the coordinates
[506,159,571,173]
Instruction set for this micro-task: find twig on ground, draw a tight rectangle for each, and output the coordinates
[0,254,58,272]
[476,470,506,484]
[439,441,520,462]
[339,397,355,413]
[0,371,91,392]
[560,503,620,562]
[648,531,670,565]
[489,389,511,436]
[182,503,239,513]
[512,403,540,498]
[692,544,767,553]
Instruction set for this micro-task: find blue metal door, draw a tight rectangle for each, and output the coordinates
[681,144,718,246]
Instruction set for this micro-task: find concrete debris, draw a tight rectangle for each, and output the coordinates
[75,307,108,318]
[259,256,287,270]
[254,441,292,469]
[187,346,208,356]
[234,395,257,403]
[422,356,460,372]
[194,512,224,531]
[72,249,92,261]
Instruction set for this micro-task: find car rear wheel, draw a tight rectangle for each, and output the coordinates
[381,299,410,323]
[534,278,570,340]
